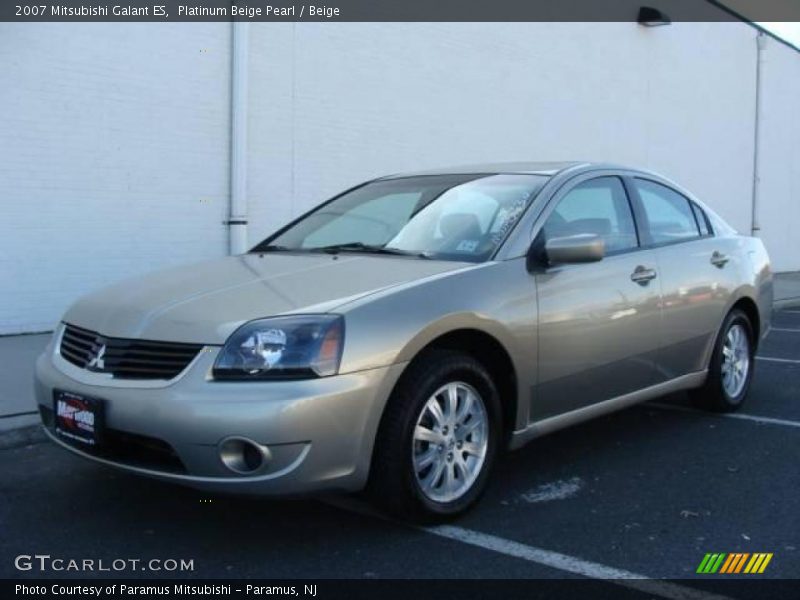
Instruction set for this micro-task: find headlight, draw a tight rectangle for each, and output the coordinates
[213,315,344,380]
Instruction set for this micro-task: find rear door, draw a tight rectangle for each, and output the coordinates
[532,175,663,420]
[629,177,741,378]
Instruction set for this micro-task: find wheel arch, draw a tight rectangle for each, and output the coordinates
[702,290,763,371]
[389,325,521,446]
[730,295,761,347]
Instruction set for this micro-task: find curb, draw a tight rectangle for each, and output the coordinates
[0,423,47,450]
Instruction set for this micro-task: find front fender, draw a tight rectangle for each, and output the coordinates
[336,258,539,427]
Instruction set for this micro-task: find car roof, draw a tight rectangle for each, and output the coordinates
[381,161,589,178]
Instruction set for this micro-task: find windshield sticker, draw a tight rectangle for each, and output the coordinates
[456,240,480,253]
[491,197,529,245]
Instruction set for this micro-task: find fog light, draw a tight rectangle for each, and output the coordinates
[219,437,272,474]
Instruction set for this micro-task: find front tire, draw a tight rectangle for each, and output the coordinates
[368,349,501,522]
[691,309,755,412]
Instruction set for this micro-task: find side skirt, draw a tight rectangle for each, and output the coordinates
[508,371,707,450]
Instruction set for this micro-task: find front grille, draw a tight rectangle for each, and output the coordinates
[60,323,203,380]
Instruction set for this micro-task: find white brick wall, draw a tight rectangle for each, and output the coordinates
[246,23,758,244]
[757,35,800,272]
[248,22,798,270]
[0,23,231,333]
[0,21,798,333]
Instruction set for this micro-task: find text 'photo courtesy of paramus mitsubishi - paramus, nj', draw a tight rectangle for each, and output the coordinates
[35,162,773,521]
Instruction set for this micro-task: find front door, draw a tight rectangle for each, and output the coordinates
[532,175,663,420]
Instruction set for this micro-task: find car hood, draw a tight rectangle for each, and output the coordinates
[63,253,472,344]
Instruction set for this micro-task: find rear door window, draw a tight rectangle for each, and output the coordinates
[634,179,700,245]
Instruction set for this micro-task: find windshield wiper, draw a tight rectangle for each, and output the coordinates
[252,244,293,253]
[309,242,431,259]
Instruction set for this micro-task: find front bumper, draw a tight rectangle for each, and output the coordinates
[34,334,406,495]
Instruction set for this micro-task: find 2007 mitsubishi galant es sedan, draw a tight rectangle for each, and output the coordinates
[36,162,773,520]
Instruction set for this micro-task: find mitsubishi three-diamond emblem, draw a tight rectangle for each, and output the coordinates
[87,343,107,370]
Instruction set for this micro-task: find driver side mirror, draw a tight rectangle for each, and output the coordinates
[527,233,605,270]
[545,233,605,265]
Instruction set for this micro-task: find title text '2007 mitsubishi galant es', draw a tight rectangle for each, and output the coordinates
[36,162,772,520]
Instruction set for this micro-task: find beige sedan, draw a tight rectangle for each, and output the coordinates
[35,162,772,520]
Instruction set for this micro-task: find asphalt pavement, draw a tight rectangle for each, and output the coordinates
[1,310,799,594]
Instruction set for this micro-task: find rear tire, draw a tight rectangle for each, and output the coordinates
[368,349,501,522]
[691,309,754,412]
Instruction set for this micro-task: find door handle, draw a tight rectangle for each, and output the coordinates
[630,265,657,285]
[711,251,729,268]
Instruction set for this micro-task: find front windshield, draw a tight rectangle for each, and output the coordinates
[254,174,548,262]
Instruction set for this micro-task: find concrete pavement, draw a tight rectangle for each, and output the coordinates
[0,332,49,433]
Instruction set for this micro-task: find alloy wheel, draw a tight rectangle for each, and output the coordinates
[721,323,750,398]
[411,381,489,503]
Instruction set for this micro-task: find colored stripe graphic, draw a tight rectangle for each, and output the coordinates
[734,553,749,573]
[697,553,727,573]
[721,553,749,573]
[719,554,734,573]
[744,554,760,573]
[711,554,726,573]
[744,553,774,574]
[719,554,736,574]
[759,553,774,573]
[696,554,713,573]
[699,553,773,574]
